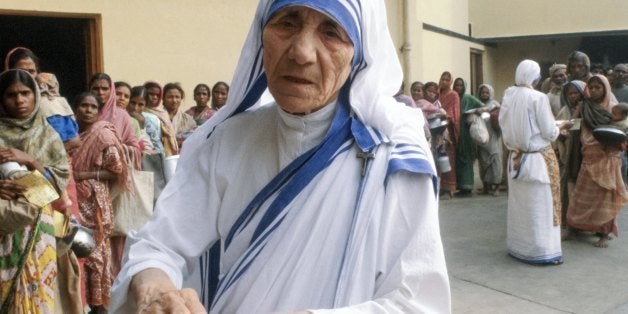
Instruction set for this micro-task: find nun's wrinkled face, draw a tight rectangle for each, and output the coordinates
[263,6,354,115]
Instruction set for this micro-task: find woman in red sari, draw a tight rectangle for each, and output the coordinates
[438,71,460,198]
[71,92,129,313]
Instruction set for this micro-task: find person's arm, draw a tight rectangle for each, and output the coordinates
[0,148,47,177]
[310,172,450,313]
[110,138,222,313]
[536,94,561,141]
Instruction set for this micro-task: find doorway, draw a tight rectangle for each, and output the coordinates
[0,12,102,102]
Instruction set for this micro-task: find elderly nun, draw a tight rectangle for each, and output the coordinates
[110,0,450,313]
[499,60,572,266]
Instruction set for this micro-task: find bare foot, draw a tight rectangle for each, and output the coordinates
[561,228,576,241]
[594,233,609,248]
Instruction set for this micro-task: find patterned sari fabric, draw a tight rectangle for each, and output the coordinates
[540,147,562,226]
[72,121,128,306]
[0,69,69,313]
[438,87,460,192]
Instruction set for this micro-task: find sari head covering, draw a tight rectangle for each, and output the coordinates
[182,0,428,161]
[567,51,591,80]
[560,80,586,110]
[4,47,38,71]
[582,74,616,130]
[478,83,494,101]
[515,59,541,88]
[0,69,69,189]
[92,73,141,167]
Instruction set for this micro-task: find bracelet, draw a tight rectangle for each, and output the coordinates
[96,170,100,181]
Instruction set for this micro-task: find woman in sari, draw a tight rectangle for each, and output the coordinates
[162,82,196,147]
[438,71,460,198]
[143,81,178,156]
[0,69,69,312]
[71,92,129,313]
[453,77,483,196]
[89,73,141,169]
[476,84,502,196]
[210,81,229,110]
[185,83,216,126]
[566,75,628,247]
[555,80,585,226]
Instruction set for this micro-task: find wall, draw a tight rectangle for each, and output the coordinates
[0,0,255,109]
[469,0,628,38]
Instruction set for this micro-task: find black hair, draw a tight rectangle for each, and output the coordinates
[212,81,230,93]
[422,81,438,92]
[194,83,211,95]
[88,72,112,89]
[163,82,185,99]
[0,69,37,103]
[72,91,103,110]
[410,81,423,90]
[115,81,132,91]
[130,86,148,102]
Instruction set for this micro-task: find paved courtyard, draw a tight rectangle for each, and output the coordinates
[440,193,628,314]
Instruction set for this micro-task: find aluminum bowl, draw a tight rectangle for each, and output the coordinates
[70,224,96,258]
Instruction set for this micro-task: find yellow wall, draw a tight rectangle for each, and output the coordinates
[0,0,256,110]
[470,0,628,38]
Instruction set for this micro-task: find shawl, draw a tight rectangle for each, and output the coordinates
[72,120,130,191]
[96,77,141,168]
[36,72,75,118]
[582,74,615,130]
[170,109,196,136]
[143,81,178,155]
[0,69,69,190]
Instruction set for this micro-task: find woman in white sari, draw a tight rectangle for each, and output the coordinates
[499,60,572,265]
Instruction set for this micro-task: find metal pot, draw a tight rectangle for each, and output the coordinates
[70,224,96,258]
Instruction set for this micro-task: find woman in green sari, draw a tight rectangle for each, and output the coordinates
[453,78,483,196]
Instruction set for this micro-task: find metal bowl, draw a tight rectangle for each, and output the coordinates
[70,224,96,258]
[593,126,627,146]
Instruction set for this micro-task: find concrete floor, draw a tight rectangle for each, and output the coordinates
[440,192,628,314]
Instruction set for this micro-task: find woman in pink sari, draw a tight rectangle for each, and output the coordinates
[89,73,140,168]
[438,71,460,198]
[71,92,130,313]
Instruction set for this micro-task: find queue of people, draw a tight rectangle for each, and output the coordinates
[407,51,627,269]
[0,47,229,313]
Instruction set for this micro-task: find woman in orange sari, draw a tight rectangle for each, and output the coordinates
[438,71,460,198]
[566,75,628,247]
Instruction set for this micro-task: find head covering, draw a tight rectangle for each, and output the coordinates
[94,74,141,168]
[182,0,423,160]
[478,84,494,100]
[567,51,591,77]
[454,77,467,97]
[515,59,541,88]
[0,69,69,189]
[614,63,628,73]
[582,74,615,130]
[35,72,60,98]
[549,64,567,76]
[560,80,586,109]
[3,47,32,71]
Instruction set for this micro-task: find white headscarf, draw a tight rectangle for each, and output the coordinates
[515,59,541,88]
[181,0,423,163]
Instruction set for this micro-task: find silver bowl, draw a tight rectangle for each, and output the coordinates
[70,224,96,258]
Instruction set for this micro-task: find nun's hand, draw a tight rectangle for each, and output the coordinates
[132,268,206,314]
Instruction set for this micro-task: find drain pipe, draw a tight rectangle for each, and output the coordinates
[400,0,412,92]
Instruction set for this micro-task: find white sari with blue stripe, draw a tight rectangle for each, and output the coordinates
[111,0,451,312]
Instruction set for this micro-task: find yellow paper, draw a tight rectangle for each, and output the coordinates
[14,170,60,208]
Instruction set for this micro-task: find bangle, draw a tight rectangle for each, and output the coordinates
[96,170,100,181]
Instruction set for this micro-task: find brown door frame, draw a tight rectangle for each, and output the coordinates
[0,9,103,78]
